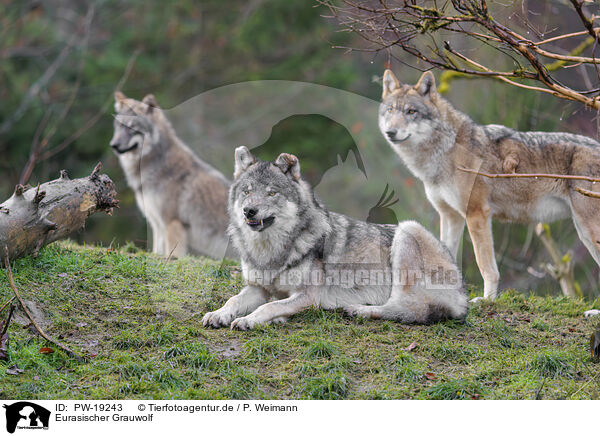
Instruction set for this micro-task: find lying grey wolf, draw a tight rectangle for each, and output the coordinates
[202,147,468,330]
[379,69,600,300]
[111,92,231,259]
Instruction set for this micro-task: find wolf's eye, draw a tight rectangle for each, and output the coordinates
[406,108,416,115]
[268,191,276,197]
[126,125,141,134]
[387,106,394,113]
[243,189,250,195]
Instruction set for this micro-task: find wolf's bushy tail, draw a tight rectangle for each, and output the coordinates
[386,221,468,324]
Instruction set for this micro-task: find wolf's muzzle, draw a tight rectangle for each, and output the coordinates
[245,216,275,232]
[111,143,139,154]
[386,130,411,144]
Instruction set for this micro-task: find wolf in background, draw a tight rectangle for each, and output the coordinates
[111,92,231,259]
[379,69,600,300]
[202,147,467,330]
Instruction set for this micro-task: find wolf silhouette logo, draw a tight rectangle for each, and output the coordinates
[3,402,50,433]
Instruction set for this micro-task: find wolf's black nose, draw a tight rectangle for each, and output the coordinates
[386,130,396,140]
[244,207,258,218]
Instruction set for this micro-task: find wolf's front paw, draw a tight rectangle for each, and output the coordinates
[469,297,485,304]
[345,305,370,318]
[202,309,235,328]
[230,316,257,331]
[584,309,600,318]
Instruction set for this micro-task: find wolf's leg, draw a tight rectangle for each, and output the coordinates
[345,223,425,322]
[147,218,161,255]
[147,214,166,255]
[572,215,600,265]
[569,187,600,267]
[202,286,269,328]
[155,229,166,256]
[439,207,465,260]
[346,221,467,323]
[345,288,429,323]
[230,292,313,330]
[466,207,499,300]
[165,220,187,258]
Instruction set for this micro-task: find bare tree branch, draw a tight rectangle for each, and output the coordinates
[457,166,600,183]
[0,14,87,136]
[320,0,600,108]
[457,166,600,199]
[17,5,96,185]
[37,51,139,164]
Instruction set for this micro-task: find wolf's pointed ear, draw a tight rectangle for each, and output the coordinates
[114,91,126,111]
[234,146,256,179]
[142,94,159,114]
[275,153,301,181]
[382,69,400,99]
[415,71,437,97]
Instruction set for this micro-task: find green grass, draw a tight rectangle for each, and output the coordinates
[0,241,599,400]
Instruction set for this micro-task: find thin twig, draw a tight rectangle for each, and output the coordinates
[574,186,600,199]
[39,50,140,161]
[19,5,96,186]
[457,166,600,183]
[1,305,15,335]
[3,246,86,362]
[0,296,16,314]
[321,0,600,107]
[0,33,79,134]
[165,242,179,263]
[534,29,593,46]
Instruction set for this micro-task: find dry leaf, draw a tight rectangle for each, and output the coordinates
[403,341,418,352]
[424,372,437,381]
[39,347,54,354]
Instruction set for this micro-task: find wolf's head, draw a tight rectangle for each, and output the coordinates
[229,146,309,234]
[228,146,330,266]
[378,70,444,153]
[110,92,170,158]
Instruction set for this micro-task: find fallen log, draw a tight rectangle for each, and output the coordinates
[0,163,118,263]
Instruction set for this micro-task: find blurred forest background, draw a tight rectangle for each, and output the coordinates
[1,0,599,299]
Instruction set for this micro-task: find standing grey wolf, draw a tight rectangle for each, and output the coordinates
[379,69,600,300]
[110,92,231,259]
[202,147,467,330]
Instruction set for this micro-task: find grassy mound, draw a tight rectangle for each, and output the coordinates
[0,242,599,400]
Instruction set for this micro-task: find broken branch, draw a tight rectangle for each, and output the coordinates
[457,166,600,183]
[0,163,119,263]
[0,297,16,314]
[322,0,600,107]
[574,186,600,199]
[457,166,600,199]
[3,247,86,362]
